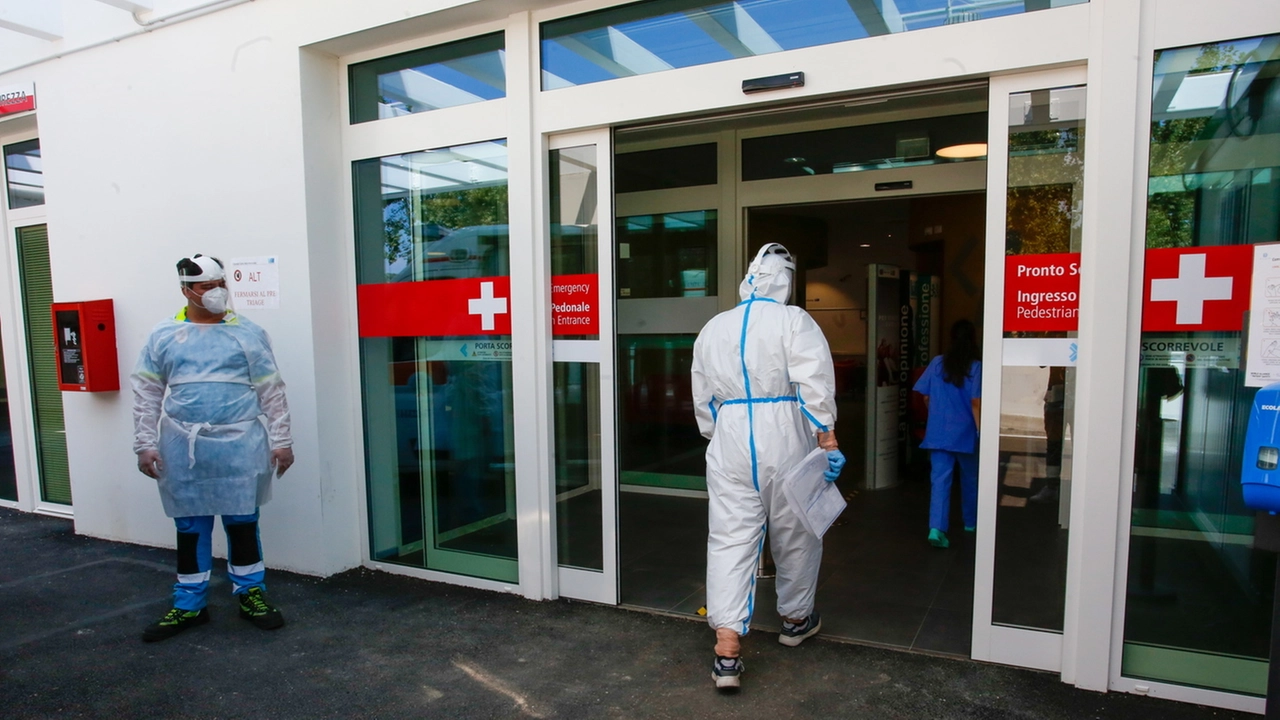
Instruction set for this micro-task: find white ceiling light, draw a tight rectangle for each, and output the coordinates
[936,143,987,158]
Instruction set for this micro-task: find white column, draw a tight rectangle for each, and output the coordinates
[506,10,556,601]
[1061,0,1144,691]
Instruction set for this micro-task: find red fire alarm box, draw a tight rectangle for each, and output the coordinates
[50,299,119,392]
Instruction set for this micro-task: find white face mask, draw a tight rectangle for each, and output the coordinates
[197,286,230,314]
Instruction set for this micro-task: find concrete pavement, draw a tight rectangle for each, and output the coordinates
[0,508,1257,719]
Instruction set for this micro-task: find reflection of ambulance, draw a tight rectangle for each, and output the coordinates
[394,225,509,282]
[393,223,588,282]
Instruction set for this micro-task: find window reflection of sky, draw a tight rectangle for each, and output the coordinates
[1152,36,1271,119]
[542,0,1087,89]
[378,52,506,115]
[744,0,867,50]
[619,15,734,68]
[415,58,505,100]
[351,34,505,122]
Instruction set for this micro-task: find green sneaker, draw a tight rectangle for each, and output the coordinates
[142,607,209,642]
[237,587,285,630]
[928,528,950,549]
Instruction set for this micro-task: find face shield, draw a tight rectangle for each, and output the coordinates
[177,254,225,283]
[177,255,229,313]
[740,243,796,303]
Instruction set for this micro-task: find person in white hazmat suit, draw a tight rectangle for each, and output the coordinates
[132,254,294,642]
[692,243,845,689]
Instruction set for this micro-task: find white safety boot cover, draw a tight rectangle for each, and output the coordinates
[692,245,837,635]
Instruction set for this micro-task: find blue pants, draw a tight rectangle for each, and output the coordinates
[173,510,266,611]
[929,450,978,533]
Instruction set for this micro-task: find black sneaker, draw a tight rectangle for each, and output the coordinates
[237,587,285,630]
[712,655,744,689]
[142,607,209,642]
[778,612,821,647]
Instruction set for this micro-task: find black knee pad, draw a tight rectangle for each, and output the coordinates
[176,531,201,575]
[225,521,261,566]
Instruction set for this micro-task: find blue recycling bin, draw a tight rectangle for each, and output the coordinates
[1243,383,1280,514]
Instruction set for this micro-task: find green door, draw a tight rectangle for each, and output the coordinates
[16,225,71,505]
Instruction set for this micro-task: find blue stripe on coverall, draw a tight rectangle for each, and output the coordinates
[737,295,778,634]
[737,296,777,492]
[796,387,829,432]
[743,522,768,635]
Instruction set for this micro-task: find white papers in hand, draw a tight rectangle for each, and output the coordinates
[781,447,847,539]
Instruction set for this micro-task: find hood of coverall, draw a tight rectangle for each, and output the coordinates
[738,243,795,304]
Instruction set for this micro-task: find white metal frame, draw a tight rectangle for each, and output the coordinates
[330,3,1277,709]
[0,114,72,519]
[335,19,530,597]
[336,0,1095,605]
[549,128,619,604]
[972,64,1087,673]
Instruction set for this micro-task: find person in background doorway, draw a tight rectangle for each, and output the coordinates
[913,319,982,549]
[132,254,294,642]
[691,243,844,690]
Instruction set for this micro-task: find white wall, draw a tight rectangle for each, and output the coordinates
[0,0,497,575]
[0,0,1092,578]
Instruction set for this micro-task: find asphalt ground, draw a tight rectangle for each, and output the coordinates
[0,507,1259,719]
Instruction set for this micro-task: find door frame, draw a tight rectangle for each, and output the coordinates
[549,128,620,604]
[612,97,988,628]
[971,64,1088,672]
[0,118,70,517]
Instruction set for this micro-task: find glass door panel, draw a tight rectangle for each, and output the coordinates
[354,140,518,583]
[974,67,1087,671]
[551,131,618,604]
[1119,35,1280,697]
[616,210,719,492]
[991,84,1086,632]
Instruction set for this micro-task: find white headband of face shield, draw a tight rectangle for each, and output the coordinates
[180,255,225,283]
[749,243,796,274]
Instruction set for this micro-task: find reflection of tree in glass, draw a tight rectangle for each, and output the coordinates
[1185,43,1245,74]
[1144,43,1248,249]
[1145,187,1196,249]
[381,186,510,264]
[1007,185,1075,255]
[1005,126,1083,256]
[383,198,411,264]
[419,186,509,229]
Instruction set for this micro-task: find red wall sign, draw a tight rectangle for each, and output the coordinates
[1142,245,1252,332]
[358,274,599,338]
[1004,253,1081,331]
[0,83,35,116]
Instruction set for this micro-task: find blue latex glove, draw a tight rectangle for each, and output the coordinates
[824,449,846,482]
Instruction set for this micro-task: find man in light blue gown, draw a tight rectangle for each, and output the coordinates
[132,254,294,642]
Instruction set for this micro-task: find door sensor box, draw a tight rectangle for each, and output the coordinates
[50,299,119,392]
[742,72,804,94]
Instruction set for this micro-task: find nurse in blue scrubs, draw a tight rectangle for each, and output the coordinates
[912,320,982,549]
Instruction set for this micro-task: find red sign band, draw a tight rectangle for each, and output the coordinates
[358,274,599,338]
[1004,253,1081,332]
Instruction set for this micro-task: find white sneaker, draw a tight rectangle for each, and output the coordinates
[778,612,822,647]
[712,655,743,688]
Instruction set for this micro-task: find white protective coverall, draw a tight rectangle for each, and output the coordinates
[692,244,837,635]
[132,309,292,518]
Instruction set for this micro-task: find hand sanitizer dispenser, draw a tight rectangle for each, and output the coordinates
[1243,383,1280,514]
